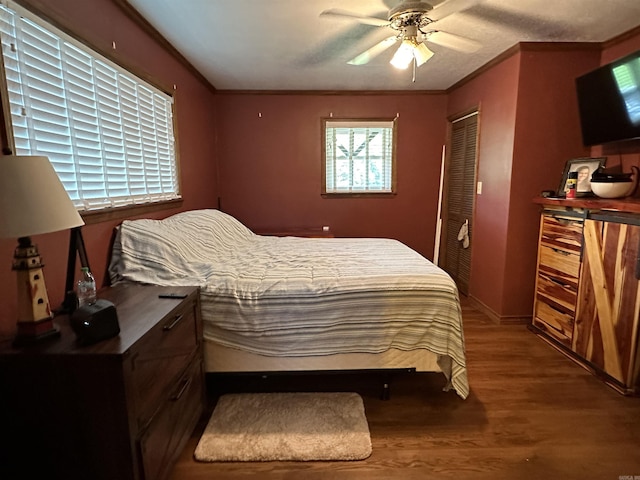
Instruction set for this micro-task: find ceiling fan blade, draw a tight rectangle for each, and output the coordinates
[347,36,398,66]
[426,30,481,53]
[320,9,390,27]
[429,0,485,21]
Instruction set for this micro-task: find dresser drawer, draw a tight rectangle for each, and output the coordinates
[538,245,581,279]
[540,215,583,255]
[536,275,578,313]
[139,357,204,480]
[130,298,200,428]
[533,299,573,346]
[534,258,578,345]
[533,214,583,345]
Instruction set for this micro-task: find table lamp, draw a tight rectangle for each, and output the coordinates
[0,155,84,346]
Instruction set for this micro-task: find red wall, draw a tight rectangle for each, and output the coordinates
[446,45,605,320]
[506,47,600,317]
[446,54,520,316]
[0,0,218,339]
[601,32,640,64]
[216,93,449,257]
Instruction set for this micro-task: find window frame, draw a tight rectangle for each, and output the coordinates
[321,117,398,197]
[0,0,182,220]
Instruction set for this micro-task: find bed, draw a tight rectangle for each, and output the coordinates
[109,209,469,399]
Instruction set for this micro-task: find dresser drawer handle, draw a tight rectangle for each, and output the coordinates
[163,314,184,331]
[550,216,582,227]
[171,377,192,401]
[551,247,570,256]
[548,276,571,289]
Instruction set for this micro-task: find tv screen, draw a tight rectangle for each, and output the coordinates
[576,49,640,146]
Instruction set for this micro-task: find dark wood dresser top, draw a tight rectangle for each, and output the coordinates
[0,283,199,356]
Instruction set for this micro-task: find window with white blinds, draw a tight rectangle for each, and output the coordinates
[0,2,180,211]
[323,119,396,194]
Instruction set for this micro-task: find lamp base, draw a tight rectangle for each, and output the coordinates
[13,318,60,347]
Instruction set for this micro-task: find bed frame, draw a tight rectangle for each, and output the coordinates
[204,342,442,399]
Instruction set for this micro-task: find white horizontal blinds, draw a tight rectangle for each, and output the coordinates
[325,126,336,191]
[66,43,106,207]
[0,10,78,199]
[0,2,179,211]
[95,60,128,205]
[325,120,393,193]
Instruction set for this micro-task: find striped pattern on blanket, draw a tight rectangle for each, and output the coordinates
[110,209,469,399]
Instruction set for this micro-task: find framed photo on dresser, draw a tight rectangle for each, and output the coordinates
[557,157,606,197]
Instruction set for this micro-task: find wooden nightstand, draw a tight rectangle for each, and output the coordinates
[0,283,205,480]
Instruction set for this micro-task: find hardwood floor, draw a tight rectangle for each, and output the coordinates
[168,300,640,480]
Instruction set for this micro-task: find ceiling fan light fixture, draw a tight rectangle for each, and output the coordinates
[390,39,415,70]
[414,42,434,67]
[390,37,433,70]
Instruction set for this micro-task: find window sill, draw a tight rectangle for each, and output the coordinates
[321,192,397,199]
[80,198,183,225]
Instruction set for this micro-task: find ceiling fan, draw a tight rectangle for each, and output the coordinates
[320,0,483,71]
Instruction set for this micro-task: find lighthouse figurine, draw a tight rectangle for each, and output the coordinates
[12,237,59,346]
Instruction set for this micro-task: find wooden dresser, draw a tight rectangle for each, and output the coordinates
[532,197,640,395]
[0,283,205,480]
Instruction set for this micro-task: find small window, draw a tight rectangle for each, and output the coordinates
[323,118,397,195]
[0,2,180,212]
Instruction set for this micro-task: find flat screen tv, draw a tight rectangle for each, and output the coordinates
[576,49,640,146]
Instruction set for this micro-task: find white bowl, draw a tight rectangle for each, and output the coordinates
[591,181,635,199]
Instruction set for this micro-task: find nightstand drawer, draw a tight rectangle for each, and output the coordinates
[139,357,204,480]
[130,298,200,427]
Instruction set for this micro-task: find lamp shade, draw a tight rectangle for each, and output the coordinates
[0,155,84,238]
[414,43,434,67]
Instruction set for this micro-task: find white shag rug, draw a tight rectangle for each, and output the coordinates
[194,392,372,462]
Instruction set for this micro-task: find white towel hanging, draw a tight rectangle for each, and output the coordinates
[457,219,470,249]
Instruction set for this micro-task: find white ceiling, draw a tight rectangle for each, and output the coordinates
[126,0,640,91]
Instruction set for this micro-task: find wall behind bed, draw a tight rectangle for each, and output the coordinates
[0,0,219,339]
[214,92,448,258]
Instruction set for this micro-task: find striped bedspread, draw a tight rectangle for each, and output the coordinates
[110,209,469,398]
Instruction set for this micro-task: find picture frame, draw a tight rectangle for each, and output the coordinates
[557,157,606,197]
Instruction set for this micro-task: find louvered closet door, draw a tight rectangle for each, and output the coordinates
[441,112,478,295]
